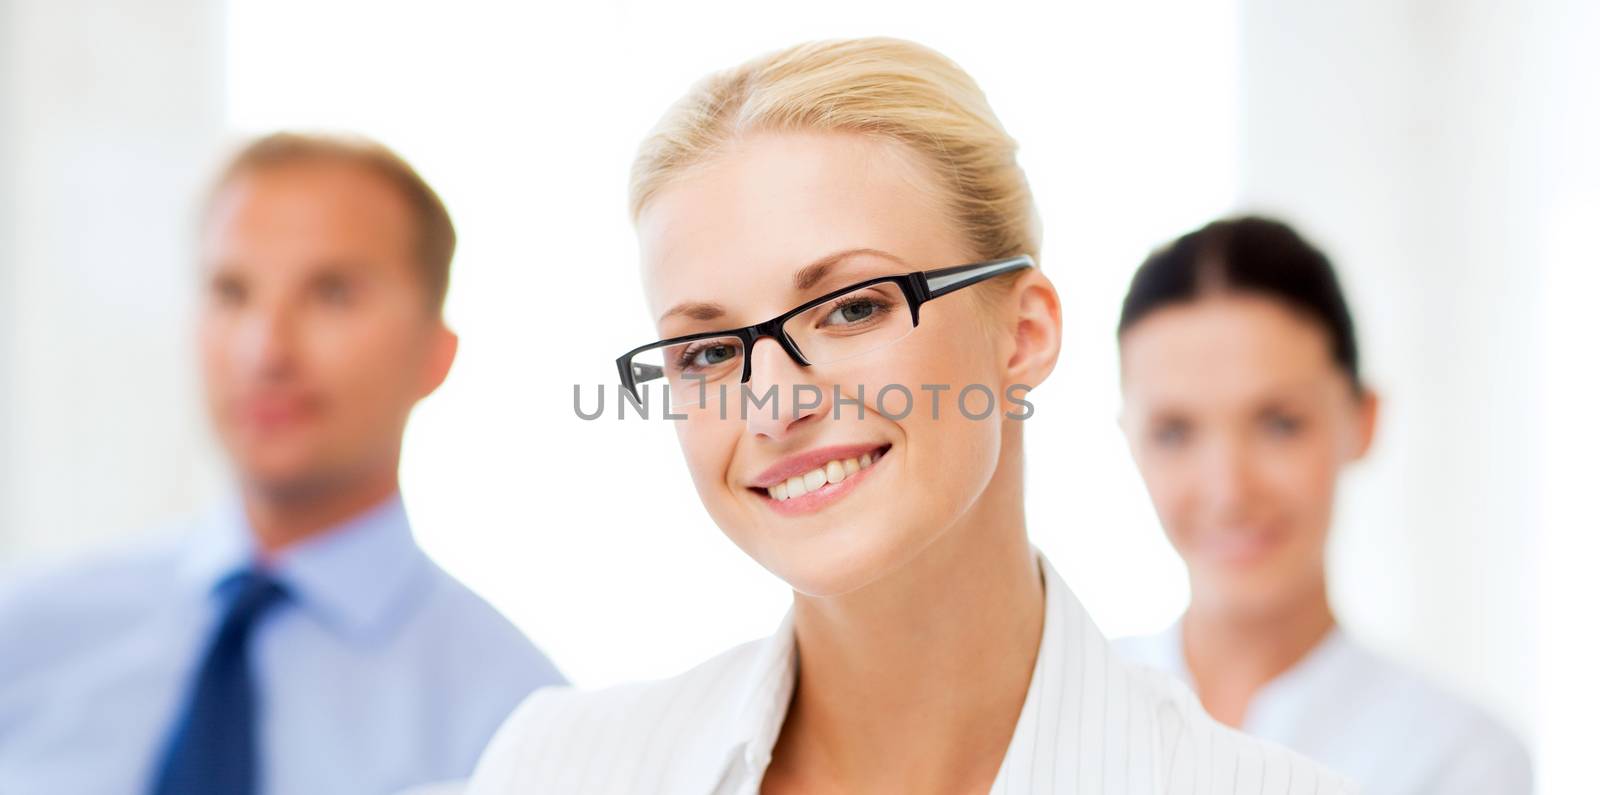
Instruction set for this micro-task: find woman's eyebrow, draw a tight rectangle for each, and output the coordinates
[658,301,727,323]
[793,247,908,290]
[657,248,909,324]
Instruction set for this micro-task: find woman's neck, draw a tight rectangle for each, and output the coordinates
[765,442,1043,794]
[1180,582,1336,728]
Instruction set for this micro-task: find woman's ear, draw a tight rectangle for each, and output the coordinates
[1002,270,1063,390]
[1348,387,1380,461]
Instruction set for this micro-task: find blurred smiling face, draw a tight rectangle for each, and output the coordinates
[635,131,1016,597]
[199,161,455,499]
[1119,293,1376,619]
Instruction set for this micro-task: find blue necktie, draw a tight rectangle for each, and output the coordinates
[150,569,288,795]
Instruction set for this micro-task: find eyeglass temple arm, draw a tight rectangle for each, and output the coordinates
[631,362,664,383]
[921,255,1035,299]
[618,358,664,399]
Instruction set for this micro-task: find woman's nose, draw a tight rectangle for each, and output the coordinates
[743,337,831,440]
[1201,438,1257,516]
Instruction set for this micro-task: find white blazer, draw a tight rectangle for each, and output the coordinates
[1116,625,1531,795]
[466,555,1353,794]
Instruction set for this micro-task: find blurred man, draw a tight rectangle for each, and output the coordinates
[0,133,563,794]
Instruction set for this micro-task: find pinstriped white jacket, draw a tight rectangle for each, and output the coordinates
[465,555,1355,794]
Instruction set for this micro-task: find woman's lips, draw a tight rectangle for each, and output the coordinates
[750,445,891,516]
[1197,525,1285,565]
[749,442,889,487]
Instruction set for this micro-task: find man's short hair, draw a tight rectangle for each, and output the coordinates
[207,132,456,314]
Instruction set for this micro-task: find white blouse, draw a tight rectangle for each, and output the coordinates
[1115,625,1532,795]
[466,555,1353,794]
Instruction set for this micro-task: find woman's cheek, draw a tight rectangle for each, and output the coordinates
[1136,453,1181,519]
[678,423,733,500]
[1280,432,1339,532]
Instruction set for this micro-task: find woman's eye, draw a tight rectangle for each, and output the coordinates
[825,299,879,325]
[681,342,739,370]
[1262,413,1303,437]
[699,344,737,365]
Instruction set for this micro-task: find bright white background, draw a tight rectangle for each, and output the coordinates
[2,0,1594,790]
[220,0,1239,685]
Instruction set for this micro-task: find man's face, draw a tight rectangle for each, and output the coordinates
[198,161,455,499]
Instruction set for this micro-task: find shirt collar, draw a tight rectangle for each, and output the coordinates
[988,551,1104,789]
[1242,624,1354,735]
[670,607,797,791]
[1152,619,1192,687]
[694,550,1101,791]
[177,492,429,642]
[1161,615,1352,735]
[727,609,798,771]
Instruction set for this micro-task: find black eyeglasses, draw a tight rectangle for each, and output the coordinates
[616,255,1034,407]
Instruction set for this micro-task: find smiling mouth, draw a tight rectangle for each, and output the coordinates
[1199,527,1283,565]
[750,444,891,502]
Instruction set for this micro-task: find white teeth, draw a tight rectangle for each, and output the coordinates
[764,449,885,501]
[803,468,826,491]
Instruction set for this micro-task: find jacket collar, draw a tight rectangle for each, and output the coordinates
[682,550,1105,792]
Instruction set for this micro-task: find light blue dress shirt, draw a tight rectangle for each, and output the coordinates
[0,494,565,795]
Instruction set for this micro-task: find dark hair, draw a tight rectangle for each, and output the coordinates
[207,132,456,315]
[1118,215,1362,390]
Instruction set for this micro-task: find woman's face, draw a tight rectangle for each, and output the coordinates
[635,130,1054,597]
[1118,294,1377,619]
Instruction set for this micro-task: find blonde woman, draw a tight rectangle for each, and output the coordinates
[466,40,1350,794]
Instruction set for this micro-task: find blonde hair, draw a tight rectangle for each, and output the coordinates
[629,37,1040,266]
[208,132,456,314]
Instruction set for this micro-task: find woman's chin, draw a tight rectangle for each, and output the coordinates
[745,525,923,599]
[1197,567,1318,621]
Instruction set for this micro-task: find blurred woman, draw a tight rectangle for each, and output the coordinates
[465,42,1350,794]
[1114,216,1533,794]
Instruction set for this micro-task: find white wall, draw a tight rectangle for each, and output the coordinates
[1237,0,1599,785]
[1,0,17,553]
[1523,1,1600,788]
[0,0,228,561]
